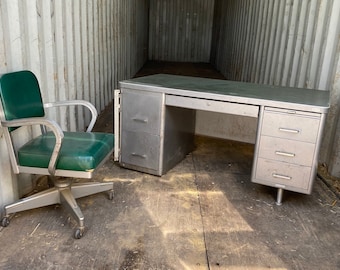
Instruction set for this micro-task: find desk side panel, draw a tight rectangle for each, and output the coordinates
[162,106,196,174]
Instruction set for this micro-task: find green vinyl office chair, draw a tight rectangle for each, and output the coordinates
[0,70,114,238]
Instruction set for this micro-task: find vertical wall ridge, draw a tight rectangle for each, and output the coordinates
[0,0,149,211]
[212,0,340,175]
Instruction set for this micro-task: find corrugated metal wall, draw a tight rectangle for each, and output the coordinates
[212,0,339,88]
[211,0,340,175]
[0,0,149,212]
[148,0,214,62]
[1,0,340,213]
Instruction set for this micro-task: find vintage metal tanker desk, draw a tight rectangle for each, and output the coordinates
[114,74,329,205]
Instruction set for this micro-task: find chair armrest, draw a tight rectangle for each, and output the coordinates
[44,100,98,132]
[2,118,64,176]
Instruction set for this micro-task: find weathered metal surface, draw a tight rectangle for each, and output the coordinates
[0,0,148,211]
[1,0,339,212]
[211,0,340,177]
[148,0,215,62]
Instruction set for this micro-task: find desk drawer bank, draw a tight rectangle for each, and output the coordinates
[115,74,329,204]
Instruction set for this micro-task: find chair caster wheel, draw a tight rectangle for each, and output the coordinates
[1,217,10,227]
[74,228,84,239]
[108,190,114,200]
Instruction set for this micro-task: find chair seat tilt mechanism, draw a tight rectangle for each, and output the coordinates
[0,70,114,239]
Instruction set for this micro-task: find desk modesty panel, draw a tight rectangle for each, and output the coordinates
[116,74,330,204]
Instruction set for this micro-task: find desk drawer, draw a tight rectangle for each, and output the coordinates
[258,136,315,166]
[121,130,160,171]
[261,108,320,143]
[166,95,259,117]
[121,90,163,134]
[255,158,311,190]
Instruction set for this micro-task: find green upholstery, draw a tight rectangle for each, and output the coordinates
[0,70,44,121]
[18,131,114,171]
[0,70,115,238]
[0,70,115,172]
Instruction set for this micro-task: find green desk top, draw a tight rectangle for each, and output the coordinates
[120,74,330,113]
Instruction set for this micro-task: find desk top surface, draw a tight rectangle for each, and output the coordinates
[120,74,330,113]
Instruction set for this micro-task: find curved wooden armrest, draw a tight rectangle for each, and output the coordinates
[44,100,98,132]
[2,118,64,176]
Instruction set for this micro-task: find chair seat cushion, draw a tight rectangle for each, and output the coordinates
[18,131,114,171]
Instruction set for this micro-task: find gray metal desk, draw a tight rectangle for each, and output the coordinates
[115,74,330,204]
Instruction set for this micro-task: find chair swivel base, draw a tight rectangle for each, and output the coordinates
[1,178,114,239]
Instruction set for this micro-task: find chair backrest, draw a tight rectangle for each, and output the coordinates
[0,70,45,122]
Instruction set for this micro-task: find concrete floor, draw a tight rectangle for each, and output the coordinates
[0,61,340,270]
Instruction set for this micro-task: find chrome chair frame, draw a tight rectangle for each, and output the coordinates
[0,72,114,239]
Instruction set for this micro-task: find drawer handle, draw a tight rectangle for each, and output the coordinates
[132,117,148,123]
[131,153,147,159]
[275,151,295,157]
[272,173,292,180]
[279,127,300,134]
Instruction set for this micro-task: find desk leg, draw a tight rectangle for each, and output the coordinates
[276,188,284,205]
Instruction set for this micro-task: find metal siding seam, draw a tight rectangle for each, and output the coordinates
[2,0,23,69]
[206,0,214,62]
[256,0,270,84]
[174,0,180,61]
[282,0,300,87]
[64,0,77,131]
[275,0,292,86]
[102,0,108,110]
[269,0,286,85]
[0,2,6,72]
[238,0,248,81]
[251,0,263,82]
[40,0,57,120]
[98,0,104,111]
[264,0,280,84]
[298,0,318,88]
[162,0,167,61]
[289,0,308,87]
[259,0,274,84]
[231,0,240,79]
[108,0,113,100]
[81,1,90,127]
[87,0,96,112]
[308,0,329,89]
[23,1,41,78]
[54,0,68,129]
[148,0,154,61]
[114,0,119,87]
[318,0,340,90]
[72,0,84,131]
[244,0,254,81]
